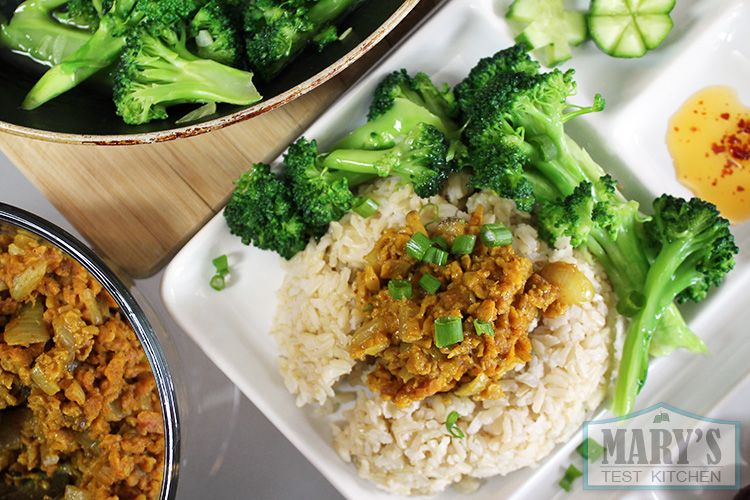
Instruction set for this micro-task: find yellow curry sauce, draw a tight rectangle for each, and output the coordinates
[351,207,593,408]
[0,233,164,500]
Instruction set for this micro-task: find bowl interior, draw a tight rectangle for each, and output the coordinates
[0,0,411,141]
[0,202,180,500]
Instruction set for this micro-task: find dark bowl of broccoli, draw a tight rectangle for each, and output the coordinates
[0,0,420,144]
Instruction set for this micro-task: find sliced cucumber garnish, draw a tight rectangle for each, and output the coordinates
[588,0,675,58]
[506,0,587,67]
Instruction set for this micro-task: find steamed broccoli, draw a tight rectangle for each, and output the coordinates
[332,68,461,151]
[612,196,737,416]
[61,0,112,29]
[188,0,244,67]
[453,43,541,112]
[321,122,456,198]
[0,0,95,67]
[20,0,152,110]
[113,24,261,125]
[456,44,737,415]
[224,68,458,259]
[224,163,309,260]
[283,137,375,232]
[243,0,361,81]
[19,0,216,110]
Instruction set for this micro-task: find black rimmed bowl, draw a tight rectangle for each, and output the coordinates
[0,0,420,145]
[0,202,180,500]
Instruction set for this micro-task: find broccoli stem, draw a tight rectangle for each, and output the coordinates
[21,16,126,109]
[322,147,429,182]
[612,240,706,416]
[307,0,362,25]
[0,0,94,67]
[330,99,453,151]
[132,58,261,106]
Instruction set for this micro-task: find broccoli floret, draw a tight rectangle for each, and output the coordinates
[613,195,737,416]
[332,69,461,151]
[283,137,375,231]
[61,0,112,29]
[537,175,622,246]
[454,43,541,113]
[322,122,456,198]
[457,43,735,416]
[113,25,261,124]
[243,0,361,81]
[20,0,211,110]
[0,0,95,67]
[224,163,310,260]
[188,0,244,67]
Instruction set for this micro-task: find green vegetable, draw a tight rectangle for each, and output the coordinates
[188,0,244,67]
[431,235,449,250]
[473,319,494,336]
[423,246,448,266]
[559,464,582,492]
[212,254,229,274]
[210,254,229,291]
[0,0,95,67]
[455,44,737,415]
[113,25,261,125]
[450,234,476,255]
[479,222,512,247]
[612,196,736,416]
[351,196,379,218]
[418,272,441,295]
[434,315,463,347]
[332,68,461,151]
[506,0,587,67]
[577,438,605,461]
[588,0,676,58]
[224,163,310,260]
[445,410,465,438]
[406,232,434,261]
[243,0,363,81]
[388,279,412,300]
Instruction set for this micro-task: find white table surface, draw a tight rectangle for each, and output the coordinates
[0,147,344,500]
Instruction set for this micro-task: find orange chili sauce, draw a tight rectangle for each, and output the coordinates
[666,85,750,224]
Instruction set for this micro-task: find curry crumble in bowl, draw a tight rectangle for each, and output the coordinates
[0,203,179,500]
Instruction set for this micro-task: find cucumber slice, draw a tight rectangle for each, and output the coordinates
[588,0,675,58]
[506,0,587,67]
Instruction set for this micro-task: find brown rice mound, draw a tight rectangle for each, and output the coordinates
[270,172,623,495]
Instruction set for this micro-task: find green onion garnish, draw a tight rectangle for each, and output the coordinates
[210,274,226,291]
[212,254,229,275]
[576,438,605,461]
[479,222,513,248]
[451,234,476,255]
[559,464,583,492]
[406,232,434,260]
[419,203,440,227]
[419,273,441,295]
[434,315,463,347]
[432,235,449,250]
[388,279,412,300]
[473,319,494,336]
[445,410,465,438]
[352,196,379,218]
[362,304,374,312]
[423,246,448,266]
[210,254,229,291]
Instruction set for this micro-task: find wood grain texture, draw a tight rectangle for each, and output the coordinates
[0,0,441,278]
